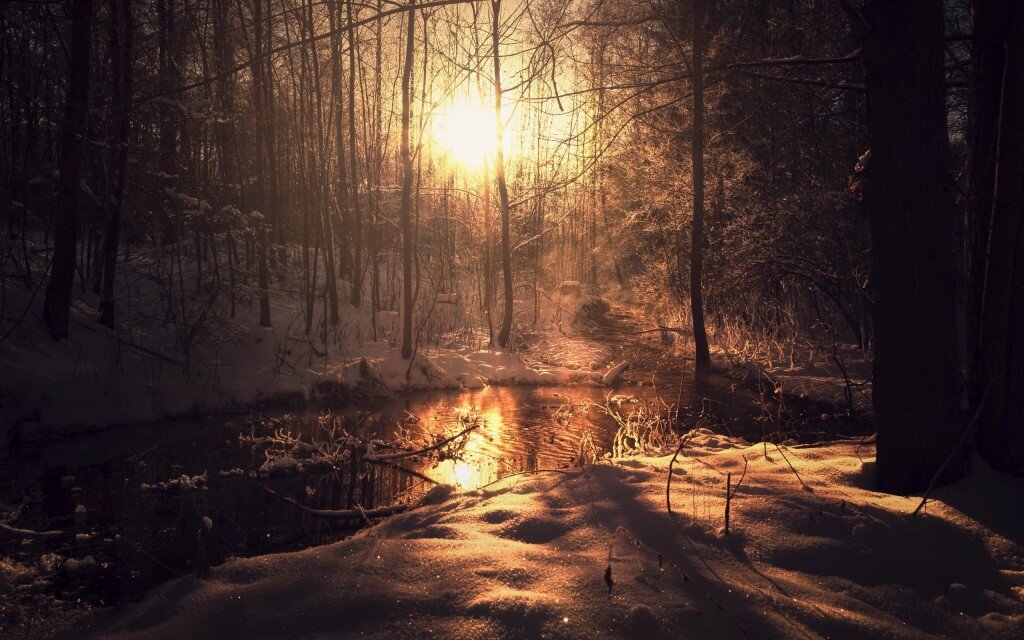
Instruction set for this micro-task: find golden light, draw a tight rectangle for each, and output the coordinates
[431,97,516,170]
[422,392,510,490]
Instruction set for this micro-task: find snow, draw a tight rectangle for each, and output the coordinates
[0,257,618,440]
[84,437,1024,639]
[602,361,630,386]
[727,346,873,415]
[258,456,299,475]
[335,346,598,397]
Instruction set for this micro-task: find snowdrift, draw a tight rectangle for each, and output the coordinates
[87,437,1024,639]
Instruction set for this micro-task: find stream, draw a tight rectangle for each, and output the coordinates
[0,309,868,624]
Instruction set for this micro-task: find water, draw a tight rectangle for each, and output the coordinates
[0,317,866,623]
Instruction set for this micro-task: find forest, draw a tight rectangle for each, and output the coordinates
[0,0,1022,638]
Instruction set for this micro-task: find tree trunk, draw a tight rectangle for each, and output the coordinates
[966,0,1013,376]
[976,3,1024,472]
[493,0,514,349]
[156,0,179,245]
[252,0,272,327]
[332,0,352,285]
[399,0,416,360]
[690,0,711,372]
[862,0,966,493]
[482,157,494,345]
[98,0,132,328]
[348,0,363,308]
[44,0,94,339]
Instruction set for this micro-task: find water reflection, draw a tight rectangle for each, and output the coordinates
[3,370,831,614]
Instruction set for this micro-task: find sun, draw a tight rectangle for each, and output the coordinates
[431,97,514,170]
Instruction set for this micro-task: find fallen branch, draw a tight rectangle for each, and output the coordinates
[261,482,412,521]
[477,467,573,490]
[604,324,691,336]
[0,521,63,538]
[72,318,182,364]
[363,420,481,463]
[370,460,441,485]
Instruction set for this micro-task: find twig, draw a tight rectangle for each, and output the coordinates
[666,433,695,514]
[724,472,732,535]
[773,442,811,492]
[731,454,750,494]
[72,318,182,364]
[477,467,572,490]
[723,455,749,535]
[912,382,994,517]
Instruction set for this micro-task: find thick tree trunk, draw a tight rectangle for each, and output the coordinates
[689,0,711,372]
[99,0,132,329]
[493,0,514,349]
[976,3,1024,472]
[399,0,416,360]
[862,0,966,493]
[44,0,94,339]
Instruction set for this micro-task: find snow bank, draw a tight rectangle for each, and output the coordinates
[726,346,873,413]
[602,361,630,386]
[86,440,1024,639]
[0,268,618,438]
[334,347,597,395]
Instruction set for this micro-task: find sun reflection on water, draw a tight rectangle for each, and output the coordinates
[419,387,515,490]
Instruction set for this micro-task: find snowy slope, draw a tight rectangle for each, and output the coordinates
[0,272,615,439]
[84,436,1024,639]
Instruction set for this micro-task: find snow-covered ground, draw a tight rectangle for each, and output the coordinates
[0,254,619,441]
[84,433,1024,639]
[723,343,873,415]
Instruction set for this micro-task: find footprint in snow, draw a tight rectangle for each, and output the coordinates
[499,516,570,544]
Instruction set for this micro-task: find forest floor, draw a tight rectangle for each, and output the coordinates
[77,432,1024,640]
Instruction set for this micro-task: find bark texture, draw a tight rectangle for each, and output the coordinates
[976,2,1024,472]
[862,0,966,493]
[44,0,94,339]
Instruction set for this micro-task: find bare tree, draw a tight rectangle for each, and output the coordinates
[493,0,514,348]
[43,0,95,339]
[689,0,710,372]
[399,0,417,359]
[975,1,1024,472]
[98,0,133,328]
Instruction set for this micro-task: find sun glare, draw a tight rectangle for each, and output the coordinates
[431,98,514,170]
